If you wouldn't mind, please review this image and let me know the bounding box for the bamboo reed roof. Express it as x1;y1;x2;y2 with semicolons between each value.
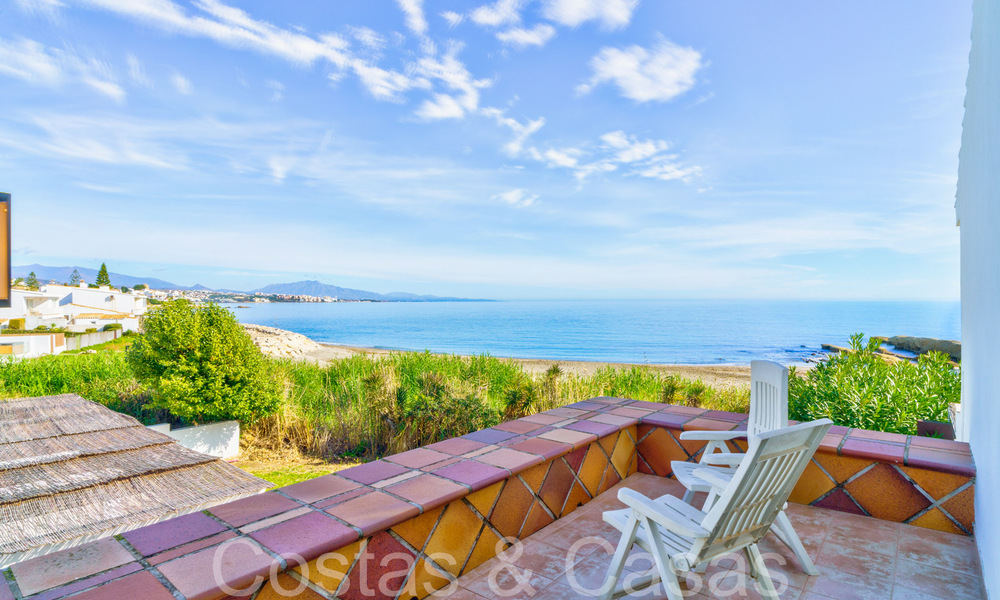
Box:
0;394;269;566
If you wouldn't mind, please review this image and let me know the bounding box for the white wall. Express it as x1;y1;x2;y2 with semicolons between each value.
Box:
956;0;999;595
146;421;240;459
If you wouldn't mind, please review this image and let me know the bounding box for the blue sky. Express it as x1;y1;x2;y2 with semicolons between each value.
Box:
0;0;971;299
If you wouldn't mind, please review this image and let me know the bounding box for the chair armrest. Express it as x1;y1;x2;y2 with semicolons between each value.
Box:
679;430;747;442
702;453;744;467
618;488;710;538
694;467;734;492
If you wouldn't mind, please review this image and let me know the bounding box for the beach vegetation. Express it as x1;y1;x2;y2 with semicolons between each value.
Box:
788;333;960;435
125;300;282;424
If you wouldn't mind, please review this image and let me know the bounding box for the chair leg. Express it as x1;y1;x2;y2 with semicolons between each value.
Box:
681;489;695;504
644;518;686;600
773;510;819;576
597;516;639;600
746;544;780;600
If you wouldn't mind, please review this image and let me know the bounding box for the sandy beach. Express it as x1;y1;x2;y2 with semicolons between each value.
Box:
302;342;753;388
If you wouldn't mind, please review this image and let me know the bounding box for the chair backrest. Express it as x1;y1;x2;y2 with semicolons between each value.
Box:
748;360;789;437
690;419;832;564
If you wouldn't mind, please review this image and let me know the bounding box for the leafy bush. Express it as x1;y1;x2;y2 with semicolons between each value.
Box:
84;328;98;334
103;324;123;332
126;300;282;424
788;333;960;434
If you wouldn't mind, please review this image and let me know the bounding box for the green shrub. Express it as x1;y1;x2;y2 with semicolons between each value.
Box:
84;328;98;334
788;333;960;434
126;300;282;424
103;324;123;332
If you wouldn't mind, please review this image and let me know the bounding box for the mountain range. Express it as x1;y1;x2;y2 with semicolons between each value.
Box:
12;265;480;302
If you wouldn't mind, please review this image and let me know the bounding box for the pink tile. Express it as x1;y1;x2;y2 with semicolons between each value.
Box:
463;428;519;444
908;436;971;454
545;407;589;418
521;413;566;425
538;428;597;448
12;539;135;596
588;413;636;426
250;510;358;565
148;531;238;566
240;507;313;534
849;428;907;444
384;473;469;509
158;538;276;600
607;407;654;418
432;459;510;490
420;455;463;472
683;417;740;431
906;447;976;476
494;419;545;434
123;511;227;556
384;447;453;469
426;437;487;455
282;474;361;504
71;572;174;600
476;448;544;472
338;460;411;485
511;437;573;460
641;412;692;428
209;491;301;527
841;439;905;463
660;404;708;416
566;420;619;437
325;491;420;536
314;487;370;509
0;577;11;600
31;563;142;600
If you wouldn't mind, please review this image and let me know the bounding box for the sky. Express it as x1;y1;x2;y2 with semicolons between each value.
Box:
0;0;972;299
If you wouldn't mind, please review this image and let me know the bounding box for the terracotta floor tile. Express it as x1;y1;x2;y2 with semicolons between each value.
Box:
281;474;361;504
385;473;469;511
511;438;573;460
30;563;143;600
432;460;510;490
338;459;411;485
12;539;135;596
122;511;227;557
538;428;598;448
802;564;893;600
702;569;803;600
240;506;313;534
815;540;894;580
892;557;984;600
476;448;544;472
427;438;488;455
463;428;519;444
147;531;238;566
462;560;555;600
326;490;421;536
158;538;276;600
70;571;174;600
897;524;979;574
250;510;358;564
494;419;546;434
209;491;301;527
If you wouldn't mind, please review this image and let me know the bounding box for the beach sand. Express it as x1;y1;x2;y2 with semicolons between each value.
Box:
303;343;753;388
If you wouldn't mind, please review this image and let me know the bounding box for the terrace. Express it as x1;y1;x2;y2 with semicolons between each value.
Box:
1;397;982;600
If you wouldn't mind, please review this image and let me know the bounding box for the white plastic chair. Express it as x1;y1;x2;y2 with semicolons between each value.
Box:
669;360;818;576
598;419;832;600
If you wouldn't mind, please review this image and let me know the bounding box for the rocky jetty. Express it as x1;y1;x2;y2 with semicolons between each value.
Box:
882;336;961;362
242;324;323;358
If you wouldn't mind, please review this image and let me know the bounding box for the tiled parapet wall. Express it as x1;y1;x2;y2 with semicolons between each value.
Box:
635;406;976;536
1;398;975;600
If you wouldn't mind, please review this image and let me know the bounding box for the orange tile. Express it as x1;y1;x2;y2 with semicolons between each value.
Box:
845;463;930;522
599;432;619;455
401;557;453;600
463;525;504;575
519;461;550;494
941;485;975;533
908;507;966;536
424;501;483;576
490;478;535;538
901;466;970;501
520;499;556;538
296;538;364;595
578;445;609;496
610;429;635;478
789;459;836;505
561;481;592;518
392;506;444;552
635;427;687;477
599;464;621;494
539;458;575;515
466;481;504;519
256;574;326;600
814;451;872;484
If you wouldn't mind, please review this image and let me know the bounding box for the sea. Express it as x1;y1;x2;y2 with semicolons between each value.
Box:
229;300;961;366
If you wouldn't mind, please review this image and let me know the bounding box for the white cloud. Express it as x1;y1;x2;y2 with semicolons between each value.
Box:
266;79;284;102
441;11;464;27
577;40;702;102
15;0;64;19
170;72;192;94
351;63;421;101
496;24;556;48
349;26;386;50
470;0;524;27
494;188;538;208
541;0;639;29
416;94;465;120
395;0;428;36
126;53;151;87
412;45;492;118
542;148;578;168
0;37;124;101
481;107;546;156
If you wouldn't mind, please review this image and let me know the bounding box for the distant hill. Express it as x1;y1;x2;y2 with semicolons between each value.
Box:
13;264;187;290
251;280;480;302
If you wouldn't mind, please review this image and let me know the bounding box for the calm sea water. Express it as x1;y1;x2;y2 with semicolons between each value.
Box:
229;300;960;365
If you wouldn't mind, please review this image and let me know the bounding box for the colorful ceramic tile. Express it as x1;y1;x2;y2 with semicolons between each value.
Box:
490;477;535;538
147;532;238;566
598;431;619;455
123;511;227;557
339;531;415;600
256;574;327;600
538;457;576;515
564;446;588;473
813;488;866;516
493;419;545;434
432;460;509;490
598;464;621;494
12;539;136;596
640;412;692;428
462;428;518;444
475;448;543;472
841;438;905;464
402;557;453;600
282;474;361;504
845;463;930;522
635;427;687;477
426;438;487;455
423;500;483;576
908;508;966;536
538;428;597;448
466;481;504;518
610;428;635;478
901;466;971;501
325;490;421;536
338;460;411;485
941;485;975;532
296;538;364;595
70;572;174;600
250;510;359;565
577;444;610;496
463;525;504;575
561;480;593;518
518;461;550;494
566;420;619;437
520;499;556;538
29;563;143;600
510;437;573;460
386;448;454;469
210;491;301;528
814;451;873;484
385;474;469;511
906;447;976;477
158;538;276;600
391;506;443;551
789;459;837;505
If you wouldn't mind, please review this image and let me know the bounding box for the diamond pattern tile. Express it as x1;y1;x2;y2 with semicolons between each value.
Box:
846;464;931;522
521;498;556;538
339;531;414;600
577;444;610;496
490;478;535;538
635;426;687;477
538;458;575;515
466;481;503;518
391;506;444;552
423;500;482;576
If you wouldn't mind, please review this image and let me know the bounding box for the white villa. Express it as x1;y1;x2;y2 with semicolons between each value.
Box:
0;281;148;333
